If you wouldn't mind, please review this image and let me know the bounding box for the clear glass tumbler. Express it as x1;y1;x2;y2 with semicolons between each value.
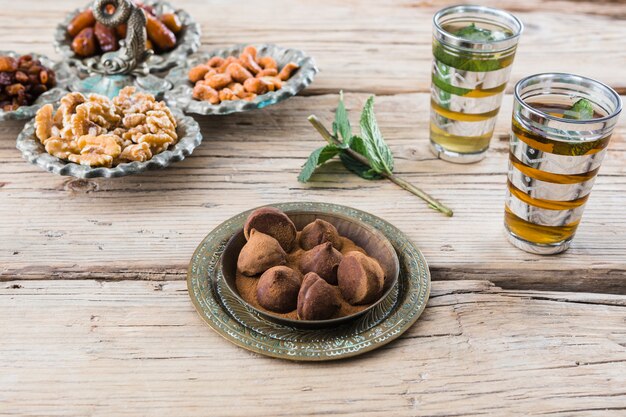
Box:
430;5;523;163
505;73;622;254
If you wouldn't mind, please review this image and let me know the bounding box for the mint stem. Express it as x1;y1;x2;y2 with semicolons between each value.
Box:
307;115;454;217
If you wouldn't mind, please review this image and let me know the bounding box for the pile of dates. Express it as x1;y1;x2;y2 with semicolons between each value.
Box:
68;1;183;57
0;55;56;111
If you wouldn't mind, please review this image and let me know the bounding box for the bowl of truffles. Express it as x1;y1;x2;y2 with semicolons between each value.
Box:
54;0;201;74
221;206;400;329
16;86;202;178
0;51;71;121
164;44;318;115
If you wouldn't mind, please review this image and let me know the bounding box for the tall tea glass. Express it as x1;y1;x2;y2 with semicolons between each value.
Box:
430;5;523;163
505;73;622;254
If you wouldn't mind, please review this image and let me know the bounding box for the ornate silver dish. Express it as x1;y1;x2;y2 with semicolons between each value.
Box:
164;44;318;115
54;0;201;75
187;202;431;361
16;108;202;178
0;51;71;121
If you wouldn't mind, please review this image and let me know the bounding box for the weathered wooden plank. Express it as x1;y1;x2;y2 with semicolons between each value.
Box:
1;93;625;293
0;0;624;95
1;279;624;416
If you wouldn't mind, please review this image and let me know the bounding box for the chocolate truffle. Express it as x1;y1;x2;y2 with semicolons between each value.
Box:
297;272;341;320
244;207;297;252
337;251;385;305
299;219;343;251
299;242;343;285
257;266;301;313
237;229;287;276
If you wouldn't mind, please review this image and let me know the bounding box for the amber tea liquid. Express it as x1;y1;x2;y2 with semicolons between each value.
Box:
505;73;622;254
430;5;522;163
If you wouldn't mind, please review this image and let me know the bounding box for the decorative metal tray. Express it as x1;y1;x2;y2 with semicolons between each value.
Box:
54;0;201;74
165;44;318;115
16;108;202;178
0;51;71;121
187;202;431;361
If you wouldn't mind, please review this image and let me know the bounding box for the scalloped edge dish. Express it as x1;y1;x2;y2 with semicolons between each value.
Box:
0;51;71;122
54;0;201;75
16;107;202;178
164;43;318;115
187;202;431;361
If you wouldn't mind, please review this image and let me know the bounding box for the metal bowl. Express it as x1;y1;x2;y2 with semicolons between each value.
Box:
220;209;400;329
54;0;201;75
164;43;318;115
16;107;202;178
0;51;71;121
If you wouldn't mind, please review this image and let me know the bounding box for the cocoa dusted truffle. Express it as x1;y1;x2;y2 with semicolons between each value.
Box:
244;207;297;252
257;266;301;313
299;242;343;285
237;229;287;276
297;272;341;320
337;251;385;305
299;219;343;251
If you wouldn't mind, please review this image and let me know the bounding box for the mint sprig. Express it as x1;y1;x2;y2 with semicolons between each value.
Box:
299;93;453;217
564;98;594;120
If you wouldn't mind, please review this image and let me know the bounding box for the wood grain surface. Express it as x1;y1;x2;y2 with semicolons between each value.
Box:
1;92;624;292
1;279;625;416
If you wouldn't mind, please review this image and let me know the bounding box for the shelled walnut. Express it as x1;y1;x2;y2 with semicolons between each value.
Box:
34;87;178;167
188;45;300;105
66;1;182;58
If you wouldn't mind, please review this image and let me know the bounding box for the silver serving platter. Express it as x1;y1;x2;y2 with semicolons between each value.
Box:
0;51;71;121
54;0;201;74
16;107;202;178
164;43;318;115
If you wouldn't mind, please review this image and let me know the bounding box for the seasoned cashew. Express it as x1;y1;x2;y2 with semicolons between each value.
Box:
188;65;211;83
278;62;299;81
226;62;253;83
205;73;232;90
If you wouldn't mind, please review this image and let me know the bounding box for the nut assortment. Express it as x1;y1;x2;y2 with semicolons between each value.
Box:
34;87;178;167
189;45;300;104
235;207;387;321
67;1;182;57
0;54;56;112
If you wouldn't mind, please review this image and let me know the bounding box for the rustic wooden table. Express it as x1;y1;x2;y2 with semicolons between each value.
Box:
1;0;625;415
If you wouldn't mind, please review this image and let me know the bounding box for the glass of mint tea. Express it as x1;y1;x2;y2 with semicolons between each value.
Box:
431;5;523;163
505;73;622;255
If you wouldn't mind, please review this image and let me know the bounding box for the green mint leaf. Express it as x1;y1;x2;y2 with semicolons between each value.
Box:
339;153;383;180
432;62;472;97
564;98;594;120
455;23;494;42
298;144;342;183
359;96;394;174
334;91;352;145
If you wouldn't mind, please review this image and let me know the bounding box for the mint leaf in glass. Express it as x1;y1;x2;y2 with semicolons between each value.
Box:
454;23;508;42
564;98;594;120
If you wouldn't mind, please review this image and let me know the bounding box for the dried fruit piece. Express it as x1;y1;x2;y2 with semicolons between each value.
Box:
0;56;17;72
160;13;182;34
67;9;95;37
94;22;119;53
72;27;97;57
146;13;177;51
